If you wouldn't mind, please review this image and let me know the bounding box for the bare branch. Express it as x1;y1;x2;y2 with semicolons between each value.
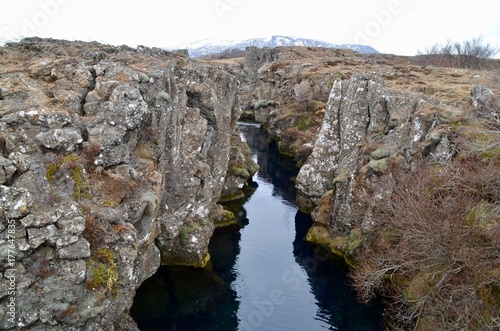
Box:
417;35;498;69
349;155;500;330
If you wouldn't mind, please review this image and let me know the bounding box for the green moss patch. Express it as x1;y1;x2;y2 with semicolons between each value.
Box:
229;165;250;178
179;223;200;244
45;163;60;183
305;224;350;264
86;248;118;295
209;204;237;228
45;153;90;201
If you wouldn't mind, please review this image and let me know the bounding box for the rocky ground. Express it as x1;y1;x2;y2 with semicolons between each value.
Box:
208;46;499;163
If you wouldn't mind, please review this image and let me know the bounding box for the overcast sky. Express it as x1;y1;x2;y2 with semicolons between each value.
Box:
1;0;499;56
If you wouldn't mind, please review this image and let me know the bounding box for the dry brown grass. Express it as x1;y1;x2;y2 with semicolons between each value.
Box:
350;155;500;330
82;215;107;251
97;172;136;206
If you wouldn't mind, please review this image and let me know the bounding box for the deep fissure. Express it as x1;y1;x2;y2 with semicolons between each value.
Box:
130;122;383;331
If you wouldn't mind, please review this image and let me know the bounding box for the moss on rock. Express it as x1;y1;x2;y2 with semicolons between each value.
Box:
45;163;60;183
209;204;237;228
218;191;245;203
85;248;119;295
229;165;250;178
179;224;201;245
346;228;365;257
305;224;351;265
370;149;391;160
367;158;388;173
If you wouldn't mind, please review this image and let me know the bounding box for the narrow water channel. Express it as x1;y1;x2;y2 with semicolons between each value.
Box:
130;122;383;331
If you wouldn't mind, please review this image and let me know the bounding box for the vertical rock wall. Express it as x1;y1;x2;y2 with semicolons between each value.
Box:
0;38;250;330
295;74;456;257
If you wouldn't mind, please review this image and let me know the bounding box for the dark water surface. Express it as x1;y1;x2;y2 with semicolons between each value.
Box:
131;122;383;331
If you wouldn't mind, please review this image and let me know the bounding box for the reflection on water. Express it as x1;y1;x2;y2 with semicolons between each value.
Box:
131;122;383;331
130;263;238;331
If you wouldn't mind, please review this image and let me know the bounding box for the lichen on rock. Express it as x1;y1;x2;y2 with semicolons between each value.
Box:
295;74;455;254
0;38;247;330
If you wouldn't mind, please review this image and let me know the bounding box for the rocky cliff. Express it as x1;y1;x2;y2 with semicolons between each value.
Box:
239;46;342;165
297;75;499;330
230;46;498;254
231;46;499;329
295;75;455;244
294;74;499;262
0;38;256;330
234;46;499;165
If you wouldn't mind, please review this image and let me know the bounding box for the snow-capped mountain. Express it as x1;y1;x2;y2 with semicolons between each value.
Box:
174;35;379;58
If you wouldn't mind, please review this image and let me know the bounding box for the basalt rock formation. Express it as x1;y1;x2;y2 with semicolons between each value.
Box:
296;75;455;244
295;74;499;330
0;38;256;330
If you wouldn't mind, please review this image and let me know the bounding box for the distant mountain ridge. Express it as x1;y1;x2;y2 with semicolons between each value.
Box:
174;35;379;58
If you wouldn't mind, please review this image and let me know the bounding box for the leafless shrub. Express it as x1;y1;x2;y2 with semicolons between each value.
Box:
268;61;290;74
82;215;107;251
416;36;498;70
282;127;316;166
350;156;500;330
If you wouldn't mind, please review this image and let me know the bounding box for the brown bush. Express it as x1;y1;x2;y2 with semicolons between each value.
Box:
37;260;56;279
282;127;316;166
82;215;107;251
58;305;76;319
81;143;101;173
139;123;159;145
268;61;290;74
350;156;500;330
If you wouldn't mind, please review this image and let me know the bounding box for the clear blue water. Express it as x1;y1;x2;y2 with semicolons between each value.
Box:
130;122;383;331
